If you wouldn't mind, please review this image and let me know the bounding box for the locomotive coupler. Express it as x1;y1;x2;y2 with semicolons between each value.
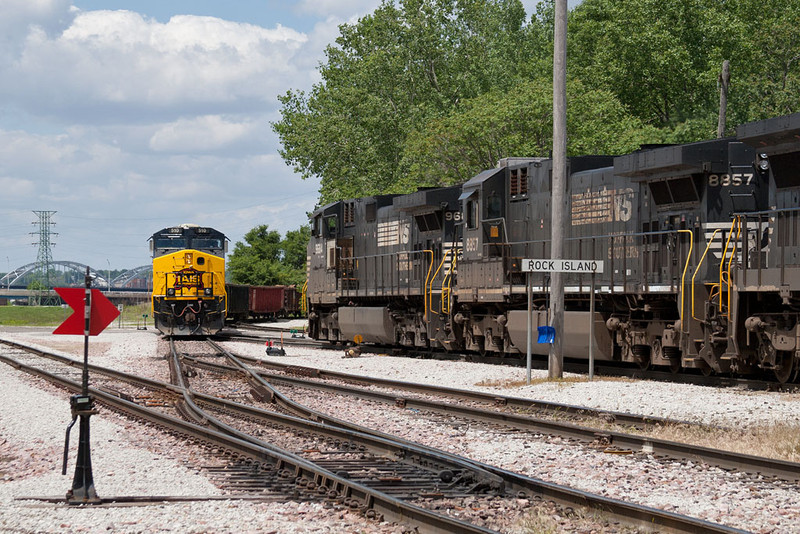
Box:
63;394;101;505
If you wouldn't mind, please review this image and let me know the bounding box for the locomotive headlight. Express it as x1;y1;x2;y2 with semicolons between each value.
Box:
758;153;769;171
167;288;176;296
204;288;213;296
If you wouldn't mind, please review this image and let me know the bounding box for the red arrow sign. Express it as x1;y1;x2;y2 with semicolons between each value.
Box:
53;288;121;336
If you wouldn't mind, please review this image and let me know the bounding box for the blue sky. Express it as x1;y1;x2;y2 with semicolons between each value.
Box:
0;0;559;275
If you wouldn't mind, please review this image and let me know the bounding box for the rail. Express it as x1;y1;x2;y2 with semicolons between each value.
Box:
0;338;495;533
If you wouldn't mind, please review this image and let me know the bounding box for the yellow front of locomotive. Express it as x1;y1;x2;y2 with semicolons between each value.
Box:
152;249;227;336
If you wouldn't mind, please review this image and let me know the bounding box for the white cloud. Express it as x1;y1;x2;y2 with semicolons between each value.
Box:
0;2;327;269
2;9;309;121
0;0;74;55
0;176;36;198
149;115;257;153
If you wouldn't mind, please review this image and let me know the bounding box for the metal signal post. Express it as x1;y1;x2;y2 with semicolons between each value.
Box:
58;267;119;504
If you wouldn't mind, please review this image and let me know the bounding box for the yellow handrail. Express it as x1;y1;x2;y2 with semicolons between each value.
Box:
422;250;434;322
440;248;461;314
429;249;453;315
678;229;694;328
722;217;742;320
717;218;737;296
301;279;308;315
691;229;720;321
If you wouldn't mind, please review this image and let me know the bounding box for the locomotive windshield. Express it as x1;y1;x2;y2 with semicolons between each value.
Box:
154;238;187;250
193;238;223;250
150;225;227;258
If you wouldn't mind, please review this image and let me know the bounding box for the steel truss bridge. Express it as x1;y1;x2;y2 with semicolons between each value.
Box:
0;261;151;290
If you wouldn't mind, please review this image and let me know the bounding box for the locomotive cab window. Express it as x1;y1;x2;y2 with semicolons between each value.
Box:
193;238;222;250
154;238;187;250
486;191;502;219
365;202;377;222
466;199;479;229
324;216;338;238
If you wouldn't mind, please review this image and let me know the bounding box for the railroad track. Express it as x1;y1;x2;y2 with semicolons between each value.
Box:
188;345;800;484
179;338;750;533
219;328;796;390
0;337;764;532
0;338;496;532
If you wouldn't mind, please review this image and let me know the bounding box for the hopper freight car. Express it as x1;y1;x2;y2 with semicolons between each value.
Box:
225;283;251;322
306;111;800;383
223;283;302;323
249;285;300;320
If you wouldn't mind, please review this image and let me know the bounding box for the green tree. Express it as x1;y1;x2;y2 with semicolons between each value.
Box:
401;77;659;186
726;0;800;122
273;0;530;203
227;225;310;287
567;0;740;130
280;225;311;287
276;0;800;201
227;225;282;286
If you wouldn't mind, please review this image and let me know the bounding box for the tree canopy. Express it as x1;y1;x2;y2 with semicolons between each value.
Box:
227;225;309;287
273;0;800;203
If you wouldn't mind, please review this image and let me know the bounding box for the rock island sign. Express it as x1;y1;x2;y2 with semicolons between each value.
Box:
520;259;604;274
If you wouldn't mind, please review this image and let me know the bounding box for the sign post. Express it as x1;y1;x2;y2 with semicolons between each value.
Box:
54;267;120;505
521;259;604;383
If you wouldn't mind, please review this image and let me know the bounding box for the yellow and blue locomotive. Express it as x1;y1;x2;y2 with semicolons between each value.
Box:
150;224;228;336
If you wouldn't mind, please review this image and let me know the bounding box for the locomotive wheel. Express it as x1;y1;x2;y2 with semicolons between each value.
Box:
668;358;681;374
773;351;794;384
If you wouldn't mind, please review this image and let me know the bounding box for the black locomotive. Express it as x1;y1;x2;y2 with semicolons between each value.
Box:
306;113;800;382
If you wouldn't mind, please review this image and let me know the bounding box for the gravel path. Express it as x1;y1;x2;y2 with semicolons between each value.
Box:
2;326;800;533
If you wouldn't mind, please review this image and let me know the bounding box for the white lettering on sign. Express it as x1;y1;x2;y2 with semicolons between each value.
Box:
520;259;604;273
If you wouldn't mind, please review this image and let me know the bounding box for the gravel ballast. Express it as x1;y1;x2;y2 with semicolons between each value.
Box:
2;326;800;533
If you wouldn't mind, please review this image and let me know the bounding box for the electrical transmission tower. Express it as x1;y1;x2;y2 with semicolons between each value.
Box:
31;210;58;304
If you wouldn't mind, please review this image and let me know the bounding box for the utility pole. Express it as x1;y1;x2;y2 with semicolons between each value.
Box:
549;0;568;379
717;60;730;138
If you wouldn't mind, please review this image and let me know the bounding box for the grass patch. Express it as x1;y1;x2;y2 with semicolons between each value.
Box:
516;502;642;533
474;375;634;388
0;305;71;326
0;301;151;328
644;421;800;463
